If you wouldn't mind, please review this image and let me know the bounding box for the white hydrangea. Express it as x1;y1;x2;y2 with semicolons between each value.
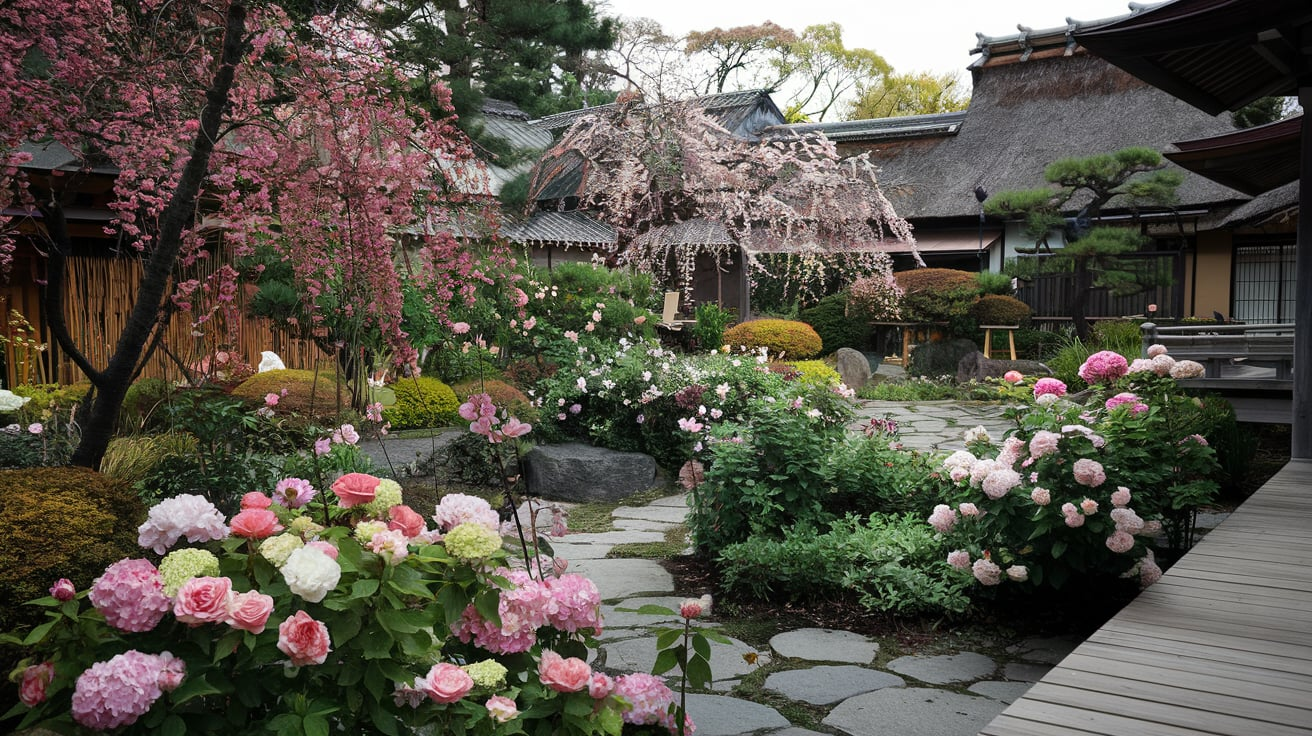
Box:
137;495;230;554
0;389;30;413
962;425;992;444
281;546;341;603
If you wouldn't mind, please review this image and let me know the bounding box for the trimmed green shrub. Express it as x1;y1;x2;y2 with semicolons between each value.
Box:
232;368;348;417
100;433;199;487
894;268;981;323
383;375;459;430
690;302;736;351
779;360;841;388
800;293;870;354
976;270;1015;295
970;294;1032;326
722;319;823;359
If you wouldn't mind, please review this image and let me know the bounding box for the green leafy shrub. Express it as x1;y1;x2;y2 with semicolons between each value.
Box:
0;467;143;635
119;377;173;432
976;270;1015;295
451;379;538;424
721;319;822;359
857;376;963;401
100;433;199;487
970;294;1032;326
825;434;945;517
383;375;459;430
800;293;870;354
232;368;348;417
893;268;981;324
718;513;970;615
690;302;736;351
1013;327;1063;361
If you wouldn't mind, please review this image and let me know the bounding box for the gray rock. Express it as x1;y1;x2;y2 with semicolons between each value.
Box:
956;351;1052;383
601;633;763;680
684;694;790;736
568;559;672;600
611;517;677;532
968;680;1033;704
769;628;879;664
612;504;689;524
834;347;873;390
1002;662;1051;682
604;596;686;628
524;443;657;502
765;665;905;705
767;729;830;736
823;687;1003;736
885;652;996;684
648;494;692;507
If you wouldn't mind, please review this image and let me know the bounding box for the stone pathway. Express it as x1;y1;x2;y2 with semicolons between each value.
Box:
549;492;1077;736
850;400;1014;452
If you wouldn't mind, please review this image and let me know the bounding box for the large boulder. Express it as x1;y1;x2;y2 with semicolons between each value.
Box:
832;348;873;390
524;443;658;502
957;351;1052;383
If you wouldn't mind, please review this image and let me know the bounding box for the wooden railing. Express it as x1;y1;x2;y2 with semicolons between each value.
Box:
1140;321;1295;390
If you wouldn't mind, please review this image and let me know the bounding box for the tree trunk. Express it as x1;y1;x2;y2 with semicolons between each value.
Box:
68;3;249;469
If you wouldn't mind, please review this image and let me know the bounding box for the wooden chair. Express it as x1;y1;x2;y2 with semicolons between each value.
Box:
656;292;695;331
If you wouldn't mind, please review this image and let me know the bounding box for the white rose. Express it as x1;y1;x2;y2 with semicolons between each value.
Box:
281;546;341;603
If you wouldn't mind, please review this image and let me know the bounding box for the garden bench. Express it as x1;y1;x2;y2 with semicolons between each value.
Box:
656;291;695;332
980;325;1019;361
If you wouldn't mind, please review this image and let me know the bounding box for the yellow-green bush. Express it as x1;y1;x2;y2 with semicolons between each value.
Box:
232;369;348;417
451;379;538;424
722;319;823;359
100;433;199;487
780;360;842;387
970;294;1033;326
0;467;144;634
894;268;981;323
383;376;459;430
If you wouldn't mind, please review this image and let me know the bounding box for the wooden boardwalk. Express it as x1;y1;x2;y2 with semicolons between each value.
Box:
981;459;1312;736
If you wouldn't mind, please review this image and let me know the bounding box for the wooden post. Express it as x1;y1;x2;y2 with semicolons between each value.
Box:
1293;88;1311;459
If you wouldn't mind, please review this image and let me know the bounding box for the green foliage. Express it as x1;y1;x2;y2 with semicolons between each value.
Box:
690;302;736;351
825;434;946;517
232;369;348;418
1012;326;1064;361
893;268;980;325
970;295;1032;326
384;376;460;430
975;271;1014;296
717;513;970;615
120;377;174;432
799;293;870;354
1232;96;1288;128
722;319;823;359
100;433;199;487
778;360;841;388
857;376;963;401
0;467;142;635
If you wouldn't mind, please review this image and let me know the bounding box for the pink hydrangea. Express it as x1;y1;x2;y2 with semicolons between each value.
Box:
71;651;172;730
589;672;615;699
1111;487;1131;506
1028;430;1060;458
89;559;172;633
614;673;678;728
1078;350;1128;384
982;468;1022;500
1072;458;1106;487
1032;377;1067;398
1140;556;1164;587
1003;370;1023;383
452;568;550;654
957;502;981;518
1080;498;1099;515
1127;358;1155;374
1030;487;1051;506
433;493;501;533
947;550;971;569
137;494;229;554
1105;531;1135;553
1146;344;1168;358
1150;353;1177;376
1170;360;1206;379
928;504;957;534
968;459;999;487
1061;503;1086;528
544;574;603;633
273;478;317;508
1105;392;1148;414
1111;507;1145;534
1006;565;1029;582
972;557;1002;585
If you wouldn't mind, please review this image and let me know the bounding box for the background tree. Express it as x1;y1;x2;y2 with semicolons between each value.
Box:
605;16;700;102
0;2;496;467
985;147;1183;340
774;23;889;122
683;22;796;95
1231;95;1300;128
846;71;970;120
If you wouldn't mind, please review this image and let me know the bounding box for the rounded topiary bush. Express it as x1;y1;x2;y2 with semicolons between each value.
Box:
780;360;842;387
970;294;1033;326
0;467;144;633
894;268;981;323
383;376;459;430
800;294;870;355
722;319;823;359
232;369;348;417
451;379;538;424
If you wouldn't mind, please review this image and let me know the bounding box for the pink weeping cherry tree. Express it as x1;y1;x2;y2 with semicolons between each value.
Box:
0;1;503;467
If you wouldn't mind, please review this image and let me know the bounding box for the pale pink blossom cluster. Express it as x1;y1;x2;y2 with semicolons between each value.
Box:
1146;343;1168;358
996;436;1027;467
947;550;971;569
1105;392;1148;414
613;673;687;733
71;650;184;730
1006;565;1029;582
88;559;172;633
971;557;1002;585
459;392;532;443
1030;487;1052;505
433;493;500;533
1111;487;1131;507
543;574;604;633
1028;430;1061;458
1032;377;1067;398
1105;531;1135;553
136;494;229;554
1072;458;1107;487
1127;357;1155;374
981;468;1022;499
1170;360;1205;379
1110;507;1145;535
539;649;592;692
451;569;551;654
957;502;982;518
928;504;958;533
1077;350;1128;384
1061;502;1086;528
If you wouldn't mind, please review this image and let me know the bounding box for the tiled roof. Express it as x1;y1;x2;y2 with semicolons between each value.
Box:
764;112;967;143
531;89;783;138
637;218;735;247
504;210;617;246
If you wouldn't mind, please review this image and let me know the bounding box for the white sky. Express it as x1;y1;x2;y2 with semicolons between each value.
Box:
598;0;1145;86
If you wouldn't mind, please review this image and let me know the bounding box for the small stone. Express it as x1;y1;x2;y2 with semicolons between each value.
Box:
968;680;1033;704
765;665;905;705
885;652;996;684
602;633;763;680
1010;636;1080;665
769;628;879;664
612;504;689;524
823;687;1003;736
834;347;873;390
568;559;672;600
684;694;789;736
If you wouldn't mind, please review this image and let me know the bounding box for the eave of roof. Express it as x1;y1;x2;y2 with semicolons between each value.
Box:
504;210;617;246
1166;115;1302;195
764;112;967;143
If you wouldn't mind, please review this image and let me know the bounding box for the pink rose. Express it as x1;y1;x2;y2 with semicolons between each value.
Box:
389;505;426;538
226;590;275;634
588;672;615;699
679;599;704;618
539;650;591;692
241;492;273;510
173;576;233;625
264;393;280;407
50;578;76;601
486;695;519;723
156;652;186;692
306;540;339;560
331;473;380;508
278;611;331;666
19;662;54;706
230;508;283;539
947;550;971;570
423;663;473;703
314;438;332;456
1003;370;1023;383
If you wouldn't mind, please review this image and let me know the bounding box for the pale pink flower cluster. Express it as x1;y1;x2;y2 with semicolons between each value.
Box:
433;493;501;533
332;423;360;445
137;494;229;554
1072;458;1106;487
1170;360;1205;379
1110;507;1145;535
459;392;531;443
1150;353;1176;376
1146;343;1168;358
539;649;592;692
368;529;410;565
1030;487;1052;506
1111;487;1131;507
996;436;1027;467
947;550;971;569
1061;503;1086;527
928;504;957;533
971;557;1002;585
613;673;687;733
941;450;976;483
957;502;982;518
1140;553;1164;587
1077;350;1128;384
1032;377;1067;398
982;468;1022;499
89;559;172;633
1003;370;1024;383
1105;392;1148;414
486;695;519;722
544;574;604;632
1006;565;1029;582
1105;530;1135;553
1028;430;1061;458
71;651;184;730
452;568;551;654
677;416;704;432
1127;358;1154;374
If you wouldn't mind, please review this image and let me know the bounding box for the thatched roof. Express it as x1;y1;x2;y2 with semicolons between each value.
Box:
831;49;1246;221
530;90;786;140
1218;181;1299;229
763;112;966;143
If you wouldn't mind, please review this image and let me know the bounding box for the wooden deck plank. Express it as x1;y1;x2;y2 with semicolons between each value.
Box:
982;460;1312;736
